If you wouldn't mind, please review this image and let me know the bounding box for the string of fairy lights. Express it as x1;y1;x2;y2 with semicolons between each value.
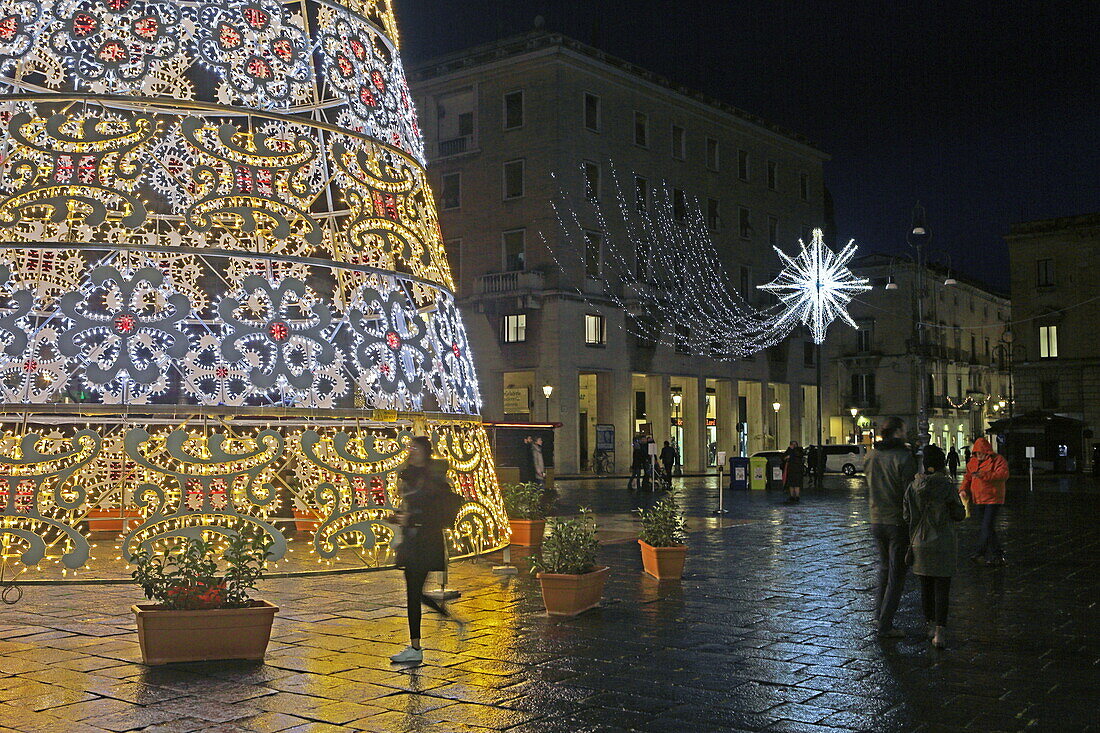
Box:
549;165;871;357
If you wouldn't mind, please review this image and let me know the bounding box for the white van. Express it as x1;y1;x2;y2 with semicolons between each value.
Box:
821;444;868;475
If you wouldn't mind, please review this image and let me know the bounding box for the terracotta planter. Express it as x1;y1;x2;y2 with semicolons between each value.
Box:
293;508;320;532
537;566;609;616
509;518;546;547
133;600;278;665
85;509;143;538
638;540;687;580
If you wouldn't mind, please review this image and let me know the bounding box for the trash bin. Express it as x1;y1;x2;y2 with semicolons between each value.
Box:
766;455;785;490
749;456;768;490
729;456;750;490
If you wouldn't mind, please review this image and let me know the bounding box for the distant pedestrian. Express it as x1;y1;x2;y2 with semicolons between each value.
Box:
782;440;805;504
518;435;536;484
903;445;967;649
959;437;1010;566
806;445;820;489
628;437;647;490
532;436;547;491
863;416;918;637
660;441;675;482
963;445;971;464
947;446;960;480
390;436;465;664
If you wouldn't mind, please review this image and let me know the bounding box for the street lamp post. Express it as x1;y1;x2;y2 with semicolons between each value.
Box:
849;407;860;444
542;384;553;422
772;401;782;449
672;392;683;476
907;203;931;450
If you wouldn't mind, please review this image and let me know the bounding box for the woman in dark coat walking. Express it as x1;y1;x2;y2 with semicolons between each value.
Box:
903;445;966;649
782;441;805;504
389;436;464;664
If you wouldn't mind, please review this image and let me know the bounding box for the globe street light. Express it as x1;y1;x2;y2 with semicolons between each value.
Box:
543;383;554;422
772;401;782;449
850;407;860;444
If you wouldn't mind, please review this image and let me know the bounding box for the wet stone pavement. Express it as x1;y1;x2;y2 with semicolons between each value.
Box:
1;474;1097;733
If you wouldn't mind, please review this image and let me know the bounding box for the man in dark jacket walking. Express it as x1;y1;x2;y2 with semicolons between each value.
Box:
659;441;676;482
947;446;960;480
863;416;917;637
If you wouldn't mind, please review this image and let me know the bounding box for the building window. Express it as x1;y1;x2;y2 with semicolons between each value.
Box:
804;342;815;366
502;159;524;199
799;172;809;201
767;160;778;190
1040;380;1059;409
502;314;526;343
634;111;649;147
738;206;751;238
583;92;600;131
706;198;720;231
584;231;602;278
635;176;648;213
583;161;600;202
585;314;606;346
767;215;778;246
675;324;689;353
851;373;875;404
502;228;525;271
503;90;524;130
706;137;719;171
857;323;873;352
671;124;686;160
737;149;749;181
1039;325;1058;358
435;88;476;157
673;188;687;223
1036;258;1055;286
440;171;460;210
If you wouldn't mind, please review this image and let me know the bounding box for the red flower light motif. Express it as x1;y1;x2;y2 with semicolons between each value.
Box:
133;16;158;39
114;314;136;334
271;39;294;62
246;56;273;79
359;86;376;108
336;54;353;77
107;0;132;10
243;6;269;29
371;69;386;92
218;23;241;49
452;342;461;359
0;16;20;42
98;40;128;63
72;12;97;37
349;39;366;60
22;359;37;373
215;366;229;379
268;321;289;341
378;362;391;375
385;331;401;350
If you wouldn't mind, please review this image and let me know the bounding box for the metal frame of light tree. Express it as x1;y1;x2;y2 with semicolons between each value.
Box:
0;0;508;577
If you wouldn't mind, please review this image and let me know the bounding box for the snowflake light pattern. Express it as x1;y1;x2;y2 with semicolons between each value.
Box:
757;228;871;344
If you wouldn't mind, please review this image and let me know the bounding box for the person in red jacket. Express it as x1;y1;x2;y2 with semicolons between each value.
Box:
959;437;1010;566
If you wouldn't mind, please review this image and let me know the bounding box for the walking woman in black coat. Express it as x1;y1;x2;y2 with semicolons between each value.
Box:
389;436;465;664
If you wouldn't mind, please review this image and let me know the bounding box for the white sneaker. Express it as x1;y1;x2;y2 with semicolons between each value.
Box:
389;646;423;663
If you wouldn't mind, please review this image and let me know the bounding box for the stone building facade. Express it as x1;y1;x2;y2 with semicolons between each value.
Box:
1005;214;1100;468
409;32;830;473
825;254;1011;451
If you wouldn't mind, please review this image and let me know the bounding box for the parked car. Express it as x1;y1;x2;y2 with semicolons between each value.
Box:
821;444;868;475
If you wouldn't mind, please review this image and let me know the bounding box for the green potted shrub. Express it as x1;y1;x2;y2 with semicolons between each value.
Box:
530;508;608;616
130;526;278;665
637;493;687;580
501;482;551;547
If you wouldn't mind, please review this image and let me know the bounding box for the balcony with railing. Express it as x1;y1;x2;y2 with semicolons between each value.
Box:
476;270;545;296
438;136;471;158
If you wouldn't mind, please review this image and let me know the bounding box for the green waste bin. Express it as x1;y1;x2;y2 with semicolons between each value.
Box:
749;456;768;490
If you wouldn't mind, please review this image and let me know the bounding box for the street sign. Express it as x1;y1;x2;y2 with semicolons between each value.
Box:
1025;446;1036;458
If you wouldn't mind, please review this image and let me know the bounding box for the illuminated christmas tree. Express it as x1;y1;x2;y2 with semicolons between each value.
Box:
0;0;507;572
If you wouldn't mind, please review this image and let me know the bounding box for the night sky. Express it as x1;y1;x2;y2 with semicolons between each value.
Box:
396;0;1099;294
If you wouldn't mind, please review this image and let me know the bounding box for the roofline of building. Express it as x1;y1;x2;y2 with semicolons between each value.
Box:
408;30;827;157
851;253;1009;300
1006;212;1100;238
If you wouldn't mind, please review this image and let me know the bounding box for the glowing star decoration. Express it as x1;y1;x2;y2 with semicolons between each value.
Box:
757;228;871;345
